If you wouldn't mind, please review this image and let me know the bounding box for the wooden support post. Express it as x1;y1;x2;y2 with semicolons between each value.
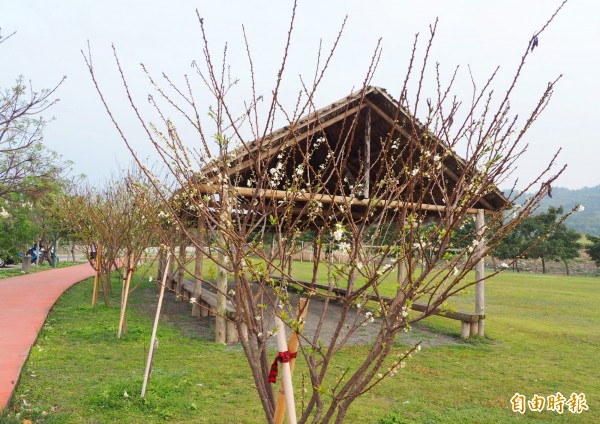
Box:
141;253;171;397
215;233;227;344
176;231;186;301
274;298;309;424
460;321;470;339
91;244;102;307
117;254;134;338
475;209;485;337
363;107;371;199
470;321;479;337
275;316;297;424
192;217;205;317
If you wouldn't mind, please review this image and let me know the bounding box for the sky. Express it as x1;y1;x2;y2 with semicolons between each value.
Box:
2;0;599;190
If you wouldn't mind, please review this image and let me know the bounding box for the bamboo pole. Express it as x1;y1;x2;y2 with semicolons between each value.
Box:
91;244;102;306
475;208;485;337
141;253;171;397
275;316;297;424
117;254;134;338
195;185;489;215
274;298;309;424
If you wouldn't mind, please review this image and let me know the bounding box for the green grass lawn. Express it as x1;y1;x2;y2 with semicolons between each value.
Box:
1;263;598;423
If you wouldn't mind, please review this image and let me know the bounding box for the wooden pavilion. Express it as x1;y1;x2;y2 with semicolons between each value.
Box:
166;86;508;341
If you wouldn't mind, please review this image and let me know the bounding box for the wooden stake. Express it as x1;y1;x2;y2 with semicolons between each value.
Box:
475;209;485;337
275;316;297;424
141;253;171;397
117;254;134;338
274;298;309;424
91;244;102;306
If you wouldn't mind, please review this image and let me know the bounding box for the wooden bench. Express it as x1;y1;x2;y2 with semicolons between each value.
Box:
268;275;483;338
170;277;240;343
179;279;236;319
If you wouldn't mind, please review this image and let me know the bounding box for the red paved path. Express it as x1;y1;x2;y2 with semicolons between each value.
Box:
0;263;95;411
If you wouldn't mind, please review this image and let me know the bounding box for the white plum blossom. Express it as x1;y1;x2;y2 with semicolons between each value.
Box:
190;297;197;304
338;241;351;254
576;204;585;212
401;306;409;318
332;222;345;241
377;263;392;275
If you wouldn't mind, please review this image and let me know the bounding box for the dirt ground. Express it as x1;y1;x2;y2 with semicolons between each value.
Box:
131;282;462;349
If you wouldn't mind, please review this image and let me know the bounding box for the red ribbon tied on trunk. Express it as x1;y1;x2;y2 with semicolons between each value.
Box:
267;351;297;383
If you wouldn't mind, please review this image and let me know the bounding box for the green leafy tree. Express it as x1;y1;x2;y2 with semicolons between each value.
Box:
584;234;600;268
495;206;581;274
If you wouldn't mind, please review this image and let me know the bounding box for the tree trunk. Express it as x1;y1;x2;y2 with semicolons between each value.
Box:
561;257;570;276
541;257;546;274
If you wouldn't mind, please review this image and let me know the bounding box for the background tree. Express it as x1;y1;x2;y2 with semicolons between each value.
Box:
585;233;600;268
1;29;67;199
494;206;581;274
86;3;571;422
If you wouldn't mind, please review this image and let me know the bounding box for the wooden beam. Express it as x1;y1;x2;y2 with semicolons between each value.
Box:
196;184;490;215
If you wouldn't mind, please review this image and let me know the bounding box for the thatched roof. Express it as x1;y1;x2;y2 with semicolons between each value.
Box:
197;86;508;219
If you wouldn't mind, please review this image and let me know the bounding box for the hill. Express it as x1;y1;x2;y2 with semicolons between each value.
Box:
519;185;600;236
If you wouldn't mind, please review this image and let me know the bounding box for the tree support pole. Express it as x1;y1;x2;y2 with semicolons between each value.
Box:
274;298;309;424
275;316;297;424
117;253;134;338
141;253;171;397
92;244;102;306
